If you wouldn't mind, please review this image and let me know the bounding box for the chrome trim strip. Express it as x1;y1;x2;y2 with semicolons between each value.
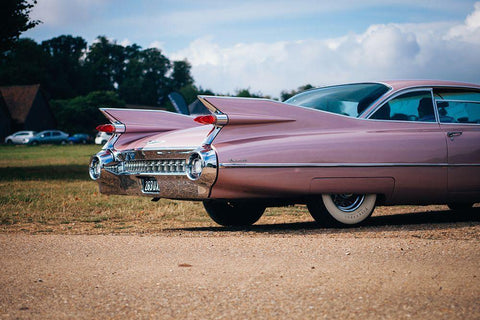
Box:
101;133;120;150
198;96;217;114
219;162;480;168
436;99;480;104
140;146;197;151
113;123;126;133
203;126;222;146
215;114;229;126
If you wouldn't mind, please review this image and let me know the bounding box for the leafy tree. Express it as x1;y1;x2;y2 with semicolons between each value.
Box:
51;91;125;134
0;0;40;53
170;60;194;90
41;35;88;98
84;36;126;92
138;48;171;106
280;84;314;101
235;88;267;98
0;38;48;85
178;84;215;105
118;46;172;106
0;34;196;106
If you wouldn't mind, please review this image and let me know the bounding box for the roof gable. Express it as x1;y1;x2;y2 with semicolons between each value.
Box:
0;84;41;123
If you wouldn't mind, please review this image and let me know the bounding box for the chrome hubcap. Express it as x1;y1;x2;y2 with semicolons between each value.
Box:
331;194;365;212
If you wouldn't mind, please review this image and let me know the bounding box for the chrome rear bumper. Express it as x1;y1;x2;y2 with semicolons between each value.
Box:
89;147;217;200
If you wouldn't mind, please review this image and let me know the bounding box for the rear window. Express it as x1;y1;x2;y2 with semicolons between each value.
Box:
285;83;389;118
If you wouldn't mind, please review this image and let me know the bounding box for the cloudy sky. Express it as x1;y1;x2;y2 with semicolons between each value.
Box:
24;0;480;98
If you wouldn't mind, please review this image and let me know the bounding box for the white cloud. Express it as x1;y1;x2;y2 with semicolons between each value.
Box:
119;38;131;47
148;41;166;51
30;0;112;27
172;2;480;97
446;1;480;43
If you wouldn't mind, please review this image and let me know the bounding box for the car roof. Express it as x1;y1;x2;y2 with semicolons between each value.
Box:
382;80;480;91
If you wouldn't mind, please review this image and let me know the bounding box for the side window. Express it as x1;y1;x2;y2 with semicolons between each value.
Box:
370;91;435;122
434;89;480;124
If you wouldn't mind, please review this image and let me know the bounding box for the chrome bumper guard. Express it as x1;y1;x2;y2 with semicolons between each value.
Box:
89;147;218;200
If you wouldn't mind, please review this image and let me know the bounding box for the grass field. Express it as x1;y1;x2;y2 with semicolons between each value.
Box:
0;145;311;233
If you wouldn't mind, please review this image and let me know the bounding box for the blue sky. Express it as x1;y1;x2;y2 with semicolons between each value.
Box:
24;0;480;97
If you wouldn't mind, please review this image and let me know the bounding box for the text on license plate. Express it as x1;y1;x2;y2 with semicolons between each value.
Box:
141;177;160;193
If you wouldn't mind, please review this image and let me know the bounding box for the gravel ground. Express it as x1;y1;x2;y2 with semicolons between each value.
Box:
1;209;479;319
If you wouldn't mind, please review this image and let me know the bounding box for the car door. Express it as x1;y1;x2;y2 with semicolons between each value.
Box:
367;89;447;203
13;132;25;143
42;131;51;143
434;88;480;200
51;131;61;143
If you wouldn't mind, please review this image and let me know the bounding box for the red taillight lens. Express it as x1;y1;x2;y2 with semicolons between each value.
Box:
194;115;216;125
96;124;115;133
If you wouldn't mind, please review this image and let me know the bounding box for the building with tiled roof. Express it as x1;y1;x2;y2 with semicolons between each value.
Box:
0;84;56;140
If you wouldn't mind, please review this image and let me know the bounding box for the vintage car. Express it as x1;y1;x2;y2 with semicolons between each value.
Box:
89;80;480;227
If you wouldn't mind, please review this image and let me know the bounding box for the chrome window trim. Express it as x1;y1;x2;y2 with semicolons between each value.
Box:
219;162;480;168
436;99;480;104
364;88;438;122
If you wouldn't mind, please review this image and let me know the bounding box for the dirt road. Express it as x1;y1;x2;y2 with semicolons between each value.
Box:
1;211;480;319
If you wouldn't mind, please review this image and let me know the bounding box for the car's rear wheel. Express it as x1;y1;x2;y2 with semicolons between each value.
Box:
447;203;474;211
307;194;376;227
203;200;265;227
5;139;12;145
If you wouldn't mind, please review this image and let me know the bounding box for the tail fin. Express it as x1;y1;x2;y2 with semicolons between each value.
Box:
198;96;295;125
100;108;199;133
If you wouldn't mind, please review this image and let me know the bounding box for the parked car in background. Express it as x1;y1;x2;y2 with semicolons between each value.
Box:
28;130;69;145
89;80;480;227
95;131;113;145
68;133;93;144
4;131;37;144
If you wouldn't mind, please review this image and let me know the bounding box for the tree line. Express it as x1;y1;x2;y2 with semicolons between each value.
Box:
0;35;196;106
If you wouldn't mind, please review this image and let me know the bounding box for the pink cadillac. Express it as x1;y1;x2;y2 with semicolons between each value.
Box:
89;80;480;227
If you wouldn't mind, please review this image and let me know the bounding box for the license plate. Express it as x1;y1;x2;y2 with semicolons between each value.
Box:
141;177;160;193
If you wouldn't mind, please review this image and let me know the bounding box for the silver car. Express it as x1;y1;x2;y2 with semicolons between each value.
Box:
4;131;37;144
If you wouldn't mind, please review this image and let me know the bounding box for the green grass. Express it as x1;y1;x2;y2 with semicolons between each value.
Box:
0;144;100;181
0;145;214;232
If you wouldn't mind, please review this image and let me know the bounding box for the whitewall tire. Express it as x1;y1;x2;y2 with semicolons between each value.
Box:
308;194;377;227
